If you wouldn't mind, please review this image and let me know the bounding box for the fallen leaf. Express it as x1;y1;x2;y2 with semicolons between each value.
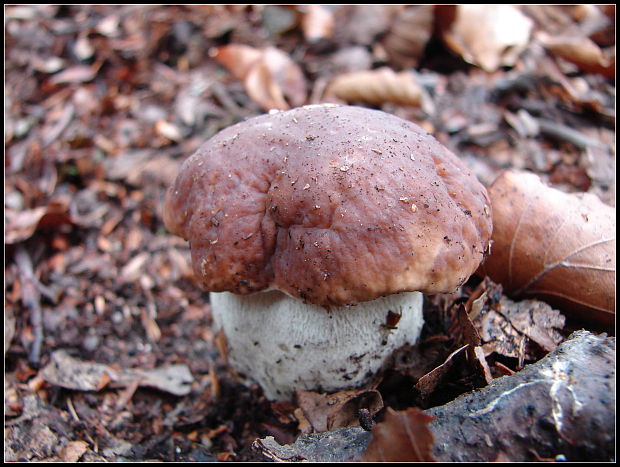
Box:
5;207;49;244
451;303;494;383
58;440;89;462
212;44;307;110
295;388;383;432
382;5;435;69
334;5;402;46
244;59;289;110
326;67;424;107
74;34;95;61
120;252;151;283
499;298;566;352
155;120;183;142
363;407;435;462
436;5;533;72
40;349;115;392
104;149;182;187
521;5;614;47
537;32;615;78
476;297;566;361
31;55;65;74
41;103;75;147
5;200;73;244
125;364;193;396
211;44;262;83
40;349;194;396
473;346;493;384
414;345;468;404
480;170;615;327
49;63;100;85
299;5;334;42
449;304;482;359
4;394;71;461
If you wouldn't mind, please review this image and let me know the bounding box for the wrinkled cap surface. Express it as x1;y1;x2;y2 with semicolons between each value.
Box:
164;105;492;306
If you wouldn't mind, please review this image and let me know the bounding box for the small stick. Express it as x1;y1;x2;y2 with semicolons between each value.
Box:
536;118;606;150
15;246;44;366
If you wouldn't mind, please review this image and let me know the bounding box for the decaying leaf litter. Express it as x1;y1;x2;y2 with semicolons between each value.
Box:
5;5;615;462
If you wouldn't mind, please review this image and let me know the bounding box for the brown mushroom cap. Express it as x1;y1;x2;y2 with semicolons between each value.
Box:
164;105;492;306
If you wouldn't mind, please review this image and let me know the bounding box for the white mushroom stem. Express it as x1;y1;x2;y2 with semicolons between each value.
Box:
209;290;424;400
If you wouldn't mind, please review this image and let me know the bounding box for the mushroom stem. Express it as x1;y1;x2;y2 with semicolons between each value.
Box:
210;290;424;400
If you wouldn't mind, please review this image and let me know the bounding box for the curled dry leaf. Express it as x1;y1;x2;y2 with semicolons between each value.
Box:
295;388;383;433
58;440;89;463
326;67;423;107
436;5;533;72
49;63;101;85
211;44;307;111
210;44;262;82
5;200;73;244
40;349;114;392
537;32;615;78
299;5;334;42
480;170;615;328
363;407;435;462
414;344;468;405
382;5;435;70
40;349;194;396
476;296;566;362
104;149;182;187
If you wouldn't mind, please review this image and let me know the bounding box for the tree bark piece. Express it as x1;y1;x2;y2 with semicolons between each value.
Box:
252;330;615;462
253;427;372;462
427;330;615;462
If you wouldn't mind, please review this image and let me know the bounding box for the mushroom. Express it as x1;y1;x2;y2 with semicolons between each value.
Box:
163;104;492;400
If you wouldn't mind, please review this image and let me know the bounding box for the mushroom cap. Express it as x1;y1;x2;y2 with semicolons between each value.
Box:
164;104;492;306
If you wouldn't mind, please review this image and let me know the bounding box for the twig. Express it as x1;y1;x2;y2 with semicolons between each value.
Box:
535;118;606;150
67;396;81;422
209;80;246;120
15;246;44;366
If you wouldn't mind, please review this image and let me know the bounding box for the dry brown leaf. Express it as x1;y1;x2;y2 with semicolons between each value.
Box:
480;170;615;327
40;349;194;396
473;346;493;384
449;304;482;359
436;5;533;72
212;44;307;110
40;349;115;392
522;5;614;47
120;252;150;283
154;120;183;142
299;5;334;42
211;44;262;82
49;63;100;85
244;59;289;110
295;388;383;433
414;344;468;403
104;149;182;187
326;67;423;107
476;297;565;362
382;5;435;69
537;32;615;78
58;440;89;462
363;407;435;462
5;200;73;244
333;5;402;46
